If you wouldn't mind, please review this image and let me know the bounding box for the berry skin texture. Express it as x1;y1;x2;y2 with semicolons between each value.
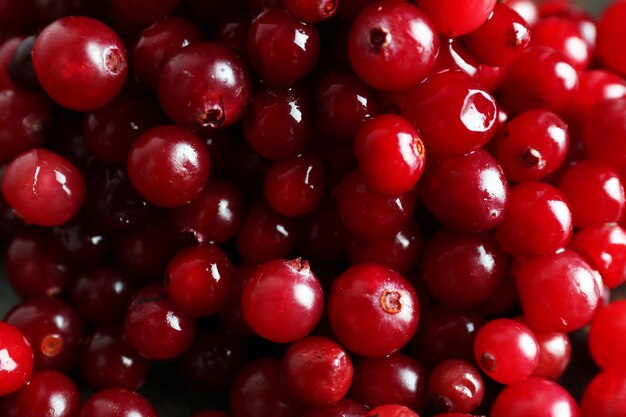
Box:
281;336;353;406
571;224;626;289
353;114;425;196
417;0;497;36
597;1;626;77
327;263;419;357
32;17;127;111
127;125;210;208
514;249;601;333
348;1;439;91
491;378;580;417
589;301;626;370
427;359;484;414
364;404;419;417
0;323;33;397
473;318;539;385
241;258;324;343
2;149;86;227
79;388;157;417
580;366;626;417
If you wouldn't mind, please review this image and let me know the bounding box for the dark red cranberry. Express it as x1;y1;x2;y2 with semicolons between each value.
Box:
33;0;98;26
110;0;182;31
491;378;579;417
247;7;320;86
428;359;484;413
300;398;368;417
283;0;338;22
52;217;109;268
416;0;496;36
32;17;127;111
348;1;438;91
582;97;626;170
80;388;157;417
532;17;591;70
0;37;21;90
580;366;626;417
158;42;252;129
5;297;84;372
218;264;257;337
242;258;324;343
7;35;40;92
297;198;350;266
124;284;196;360
571;224;626;289
215;14;251;55
0;323;33;397
597;1;626;77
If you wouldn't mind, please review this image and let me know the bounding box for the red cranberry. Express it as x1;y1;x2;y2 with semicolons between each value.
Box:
588;300;626;370
428;359;484;413
0;38;21;90
0;323;33;397
570;69;626;122
532;329;571;381
597;1;626;77
571;224;626;289
416;0;497;36
7;35;42;92
80;388;157;417
582;97;626;169
364;405;418;417
502;0;539;26
580;366;626;417
283;0;338;22
532;17;591;70
491;378;579;417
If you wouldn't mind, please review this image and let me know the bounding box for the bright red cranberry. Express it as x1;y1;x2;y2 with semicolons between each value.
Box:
0;323;33;397
132;17;204;89
124;284;196;359
364;405;418;417
5;231;71;299
502;0;539;26
110;0;181;30
420;150;509;233
349;353;428;412
159;42;251;129
247;7;319;86
80;388;157;417
582;97;626;169
580;366;626;417
2;149;86;227
282;0;337;22
68;265;134;324
80;326;149;391
301;398;368;417
588;300;626;370
429;36;479;78
264;154;326;216
494;109;569;183
242;258;323;343
570;70;626;122
166;244;233;318
428;359;484;413
282;336;353;406
417;0;496;36
244;85;312;161
328;263;419;357
422;230;509;308
491;378;579;417
335;170;417;238
597;1;626;77
5;297;84;372
127;125;210;208
473;318;539;384
0;88;50;166
297;198;350;266
496;182;572;258
514;249;601;333
499;46;579;116
462;3;531;66
571;224;626;289
236;200;297;263
0;370;80;417
32;17;127;111
532;17;591;70
532;330;571;381
348;1;438;91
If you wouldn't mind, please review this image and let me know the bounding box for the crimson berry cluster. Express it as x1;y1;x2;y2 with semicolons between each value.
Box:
0;0;626;416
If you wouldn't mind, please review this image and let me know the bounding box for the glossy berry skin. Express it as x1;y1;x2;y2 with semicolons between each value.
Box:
495;110;569;183
166;244;234;317
79;326;149;391
428;359;484;413
353;114;425;196
420;150;509;233
264;154;326;216
571;224;626;289
349;353;428;412
132;17;205;89
0;370;80;417
79;388;157;417
364;405;418;417
422;230;508;308
348;1;438;91
597;1;626;77
514;249;601;333
247;7;320;86
32;17;127;111
499;47;579;115
2;149;86;227
532;17;591;70
589;301;626;370
416;0;496;36
127;125;210;208
335;170;417;238
580;366;626;417
282;336;353;406
328;263;419;357
158;42;251;129
491;378;579;417
462;3;530;66
560;161;625;227
570;70;626;121
532;330;571;381
124;284;196;360
0;323;33;397
473;318;539;385
300;398;368;417
283;0;337;22
582;97;626;169
496;182;572;258
242;259;323;343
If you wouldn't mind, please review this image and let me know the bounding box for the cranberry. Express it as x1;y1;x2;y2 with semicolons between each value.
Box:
0;322;33;397
582;97;626;169
242;258;324;343
297;198;350;266
532;17;591;70
571;224;626;289
32;16;127;111
570;70;626;122
428;359;484;413
2;149;86;227
597;1;626;77
491;378;579;417
588;301;626;370
580;366;626;417
0;37;21;90
532;330;571;381
502;0;539;26
416;0;496;36
348;1;438;91
328;263;419;357
52;218;109;267
80;388;157;417
8;35;42;92
364;405;418;417
283;0;337;22
215;14;251;55
301;398;368;417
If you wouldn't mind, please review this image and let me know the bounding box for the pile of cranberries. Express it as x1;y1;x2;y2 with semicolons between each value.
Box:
2;0;626;416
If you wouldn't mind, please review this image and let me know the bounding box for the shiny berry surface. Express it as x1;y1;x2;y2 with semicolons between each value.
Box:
571;224;626;289
79;388;157;417
416;0;497;36
580;366;626;417
428;359;484;413
491;378;580;417
597;1;626;77
364;405;418;417
0;322;33;397
589;301;626;370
